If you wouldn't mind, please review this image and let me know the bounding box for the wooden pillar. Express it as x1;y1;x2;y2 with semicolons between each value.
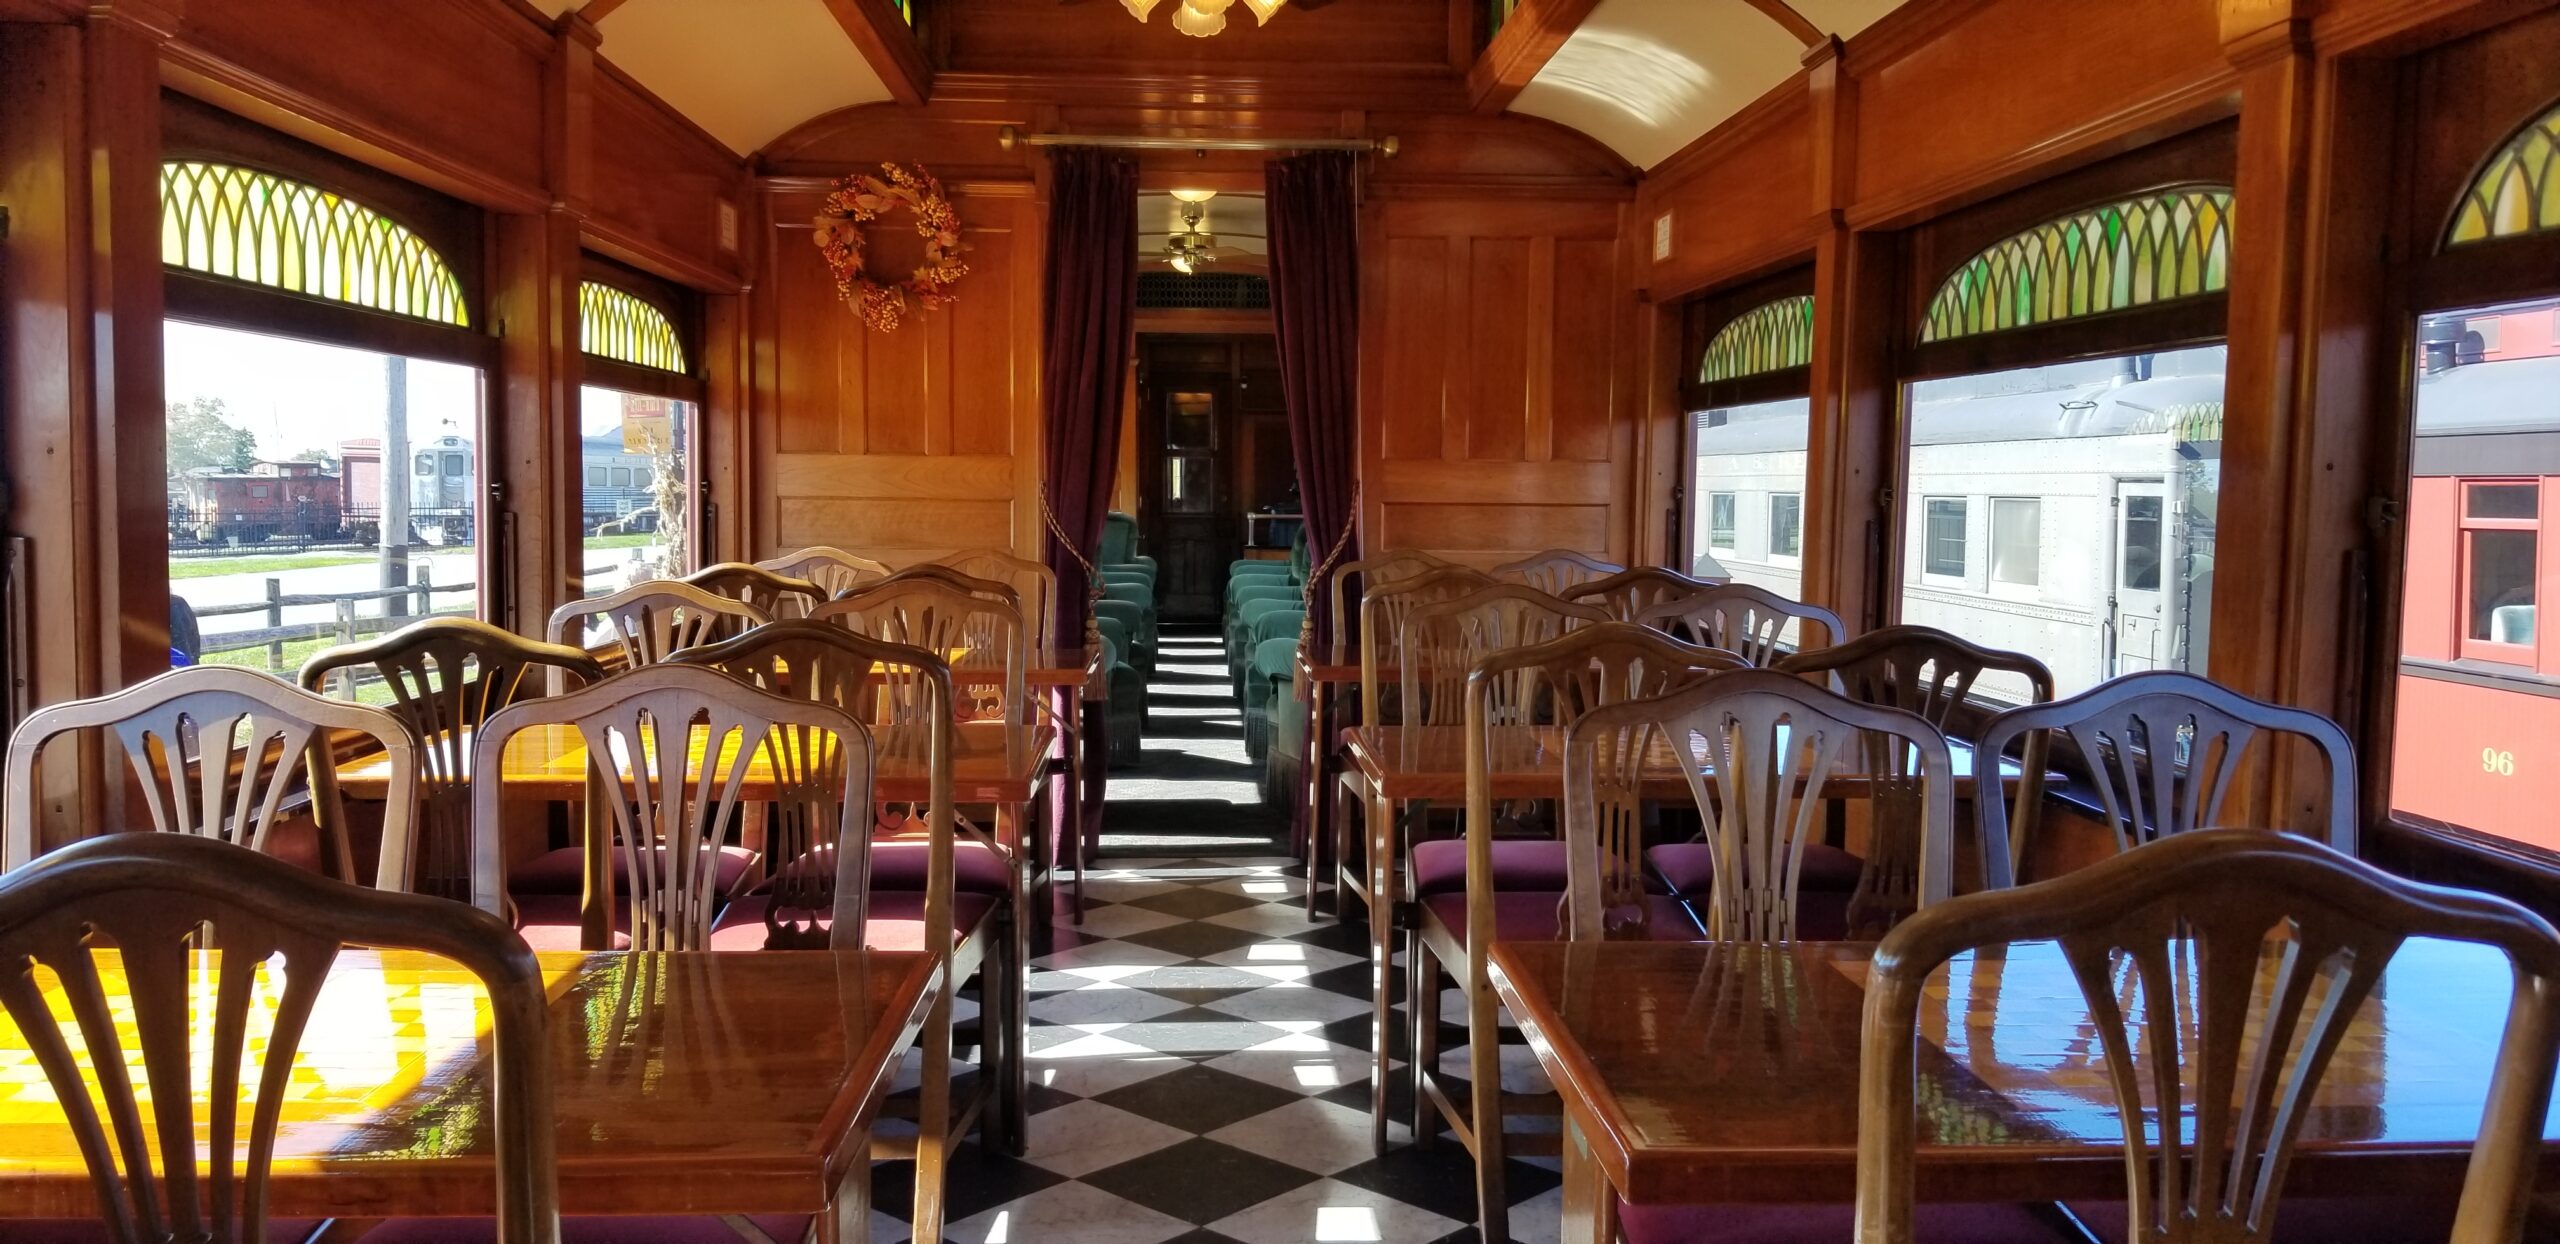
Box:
1800;36;1896;633
491;15;594;632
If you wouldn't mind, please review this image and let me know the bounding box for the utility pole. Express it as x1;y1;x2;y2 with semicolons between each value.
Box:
381;355;412;617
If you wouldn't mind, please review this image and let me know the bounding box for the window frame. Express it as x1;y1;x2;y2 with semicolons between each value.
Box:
2454;477;2542;667
1679;264;1816;571
1920;496;1969;583
1707;491;1739;555
1989;495;2042;593
1768;492;1804;565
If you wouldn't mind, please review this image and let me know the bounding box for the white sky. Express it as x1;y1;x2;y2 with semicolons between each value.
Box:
164;321;636;457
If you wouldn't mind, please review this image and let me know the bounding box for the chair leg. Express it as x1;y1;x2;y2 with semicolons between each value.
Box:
1410;932;1439;1150
910;983;953;1244
1333;774;1361;928
1367;788;1396;1155
1468;972;1510;1243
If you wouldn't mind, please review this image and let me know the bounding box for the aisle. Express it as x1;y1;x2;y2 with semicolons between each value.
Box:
862;628;1562;1244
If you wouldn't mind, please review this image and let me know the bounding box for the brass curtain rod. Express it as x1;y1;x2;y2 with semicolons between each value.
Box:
997;126;1398;156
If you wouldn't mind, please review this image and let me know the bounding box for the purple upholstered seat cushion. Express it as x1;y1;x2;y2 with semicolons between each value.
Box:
838;839;1013;895
364;1215;814;1243
10;1220;325;1243
1644;841;1866;896
2065;1194;2459;1244
1419;890;1703;944
707;889;998;952
1409;838;1573;896
1619;1200;2058;1244
508;844;761;896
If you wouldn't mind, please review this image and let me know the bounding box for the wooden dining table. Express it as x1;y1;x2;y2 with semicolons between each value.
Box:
1489;937;2560;1243
0;946;943;1243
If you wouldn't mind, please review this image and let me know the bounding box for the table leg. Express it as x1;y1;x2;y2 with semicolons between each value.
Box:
816;1146;874;1244
910;982;953;1244
1056;686;1085;923
1301;682;1331;919
1000;800;1032;1153
1559;1115;1618;1244
1082;698;1107;873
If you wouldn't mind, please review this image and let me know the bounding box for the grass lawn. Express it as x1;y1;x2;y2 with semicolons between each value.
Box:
169;552;379;579
585;533;661;549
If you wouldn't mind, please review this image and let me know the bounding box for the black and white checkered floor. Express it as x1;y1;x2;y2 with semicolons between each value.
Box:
863;628;1561;1244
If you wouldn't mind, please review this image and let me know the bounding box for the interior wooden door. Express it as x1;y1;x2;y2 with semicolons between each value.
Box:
1139;340;1238;621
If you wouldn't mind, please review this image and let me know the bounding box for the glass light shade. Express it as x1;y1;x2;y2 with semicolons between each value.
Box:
1187;0;1238;12
1240;0;1286;21
1120;0;1166;19
1169;188;1218;203
1169;3;1226;35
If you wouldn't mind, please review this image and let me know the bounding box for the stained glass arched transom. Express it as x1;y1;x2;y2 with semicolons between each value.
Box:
160;161;468;327
1919;185;2233;343
1700;295;1815;384
2447;100;2560;247
579;282;689;374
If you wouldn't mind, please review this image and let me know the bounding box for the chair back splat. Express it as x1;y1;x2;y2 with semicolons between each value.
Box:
1565;669;1955;942
682;561;825;619
1633;581;1847;667
757;546;892;599
1971;668;2357;888
1399;584;1608;739
940;549;1059;649
1356;566;1497;730
1324;550;1451;645
545;579;769;671
3;665;423;892
469;662;872;952
1561;565;1727;621
0;834;559;1243
301;617;604;900
1490;549;1623;596
1856;830;2560;1244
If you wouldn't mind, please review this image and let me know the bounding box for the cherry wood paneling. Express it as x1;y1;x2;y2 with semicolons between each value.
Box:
757;182;1039;562
587;64;749;290
1362;196;1634;565
1637;84;1819;300
938;0;1455;81
163;0;550;210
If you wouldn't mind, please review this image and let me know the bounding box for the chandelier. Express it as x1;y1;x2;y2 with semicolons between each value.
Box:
1120;0;1286;37
1164;189;1220;274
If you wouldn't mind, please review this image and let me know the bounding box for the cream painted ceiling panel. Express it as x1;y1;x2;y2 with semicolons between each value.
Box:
588;0;893;155
1511;0;1907;171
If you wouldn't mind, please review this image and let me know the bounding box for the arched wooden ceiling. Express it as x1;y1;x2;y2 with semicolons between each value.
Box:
530;0;1906;165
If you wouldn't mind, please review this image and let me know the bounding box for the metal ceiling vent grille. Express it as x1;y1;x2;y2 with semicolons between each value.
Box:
1137;271;1271;310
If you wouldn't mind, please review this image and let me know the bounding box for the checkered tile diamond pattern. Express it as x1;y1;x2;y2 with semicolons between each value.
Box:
867;857;1563;1244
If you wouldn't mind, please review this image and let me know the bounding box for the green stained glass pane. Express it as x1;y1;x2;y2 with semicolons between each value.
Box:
1697;295;1815;385
159;161;468;327
1918;185;2233;344
2448;102;2560;248
580;282;689;375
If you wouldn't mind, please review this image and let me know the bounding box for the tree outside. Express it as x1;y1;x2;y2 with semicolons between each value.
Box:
166;397;257;477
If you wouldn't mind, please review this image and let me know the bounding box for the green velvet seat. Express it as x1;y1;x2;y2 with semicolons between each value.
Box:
1240;615;1302;763
1095;598;1153;682
1094;618;1145;769
1101;579;1158;647
1228;593;1303;696
1258;637;1310;808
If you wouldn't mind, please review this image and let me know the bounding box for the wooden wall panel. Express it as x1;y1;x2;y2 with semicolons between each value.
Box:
1362;197;1633;565
586;65;748;290
758;182;1039;563
1637;86;1818;300
165;0;549;208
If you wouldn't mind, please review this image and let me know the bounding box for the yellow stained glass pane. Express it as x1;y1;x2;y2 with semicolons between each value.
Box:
158;161;468;327
1918;185;2233;344
2448;102;2560;248
579;283;689;375
1698;295;1816;385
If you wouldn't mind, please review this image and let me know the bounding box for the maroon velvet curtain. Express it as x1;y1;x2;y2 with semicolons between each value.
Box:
1037;148;1140;640
1265;151;1362;646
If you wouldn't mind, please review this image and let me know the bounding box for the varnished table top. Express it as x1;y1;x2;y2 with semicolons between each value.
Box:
1341;724;2025;801
1489;938;2560;1206
334;719;1051;805
0;947;940;1219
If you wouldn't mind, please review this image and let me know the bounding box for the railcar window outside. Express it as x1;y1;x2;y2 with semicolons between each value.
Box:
1689;397;1810;590
1896;346;2225;702
2389;295;2560;851
164;321;484;690
580;386;695;600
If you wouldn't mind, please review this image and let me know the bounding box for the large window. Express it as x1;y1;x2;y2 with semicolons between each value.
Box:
166;324;484;687
2388;294;2560;850
1896;349;2227;701
577;278;700;600
1685;283;1814;597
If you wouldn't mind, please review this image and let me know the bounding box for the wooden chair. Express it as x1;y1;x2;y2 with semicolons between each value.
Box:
681;561;825;619
941;548;1059;649
756;545;891;599
0;832;555;1244
666;620;973;1231
2;665;422;893
1490;548;1623;596
467;662;871;955
1766;624;2055;922
1323;549;1452;648
1563;668;1957;943
544;579;769;671
814;577;1039;1149
1856;829;2560;1244
300;617;605;902
1971;668;2358;888
1633;581;1847;666
1394;584;1610;742
1561;565;1726;621
1411;625;1746;1237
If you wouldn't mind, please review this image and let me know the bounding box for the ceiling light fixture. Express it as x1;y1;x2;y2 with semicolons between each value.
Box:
1124;0;1285;37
